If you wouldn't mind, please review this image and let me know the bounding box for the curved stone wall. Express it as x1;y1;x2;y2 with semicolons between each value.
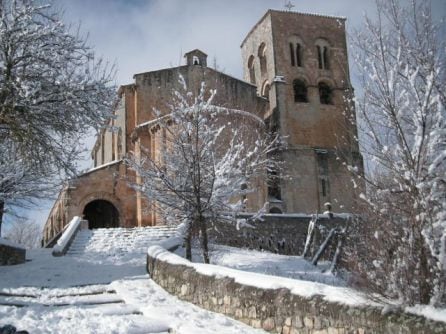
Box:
147;247;446;334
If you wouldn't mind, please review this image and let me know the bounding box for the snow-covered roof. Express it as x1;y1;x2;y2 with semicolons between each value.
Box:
184;49;208;57
134;106;265;134
79;160;123;177
132;65;257;91
135;115;170;130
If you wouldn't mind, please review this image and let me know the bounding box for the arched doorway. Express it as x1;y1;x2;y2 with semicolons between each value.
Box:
83;200;119;229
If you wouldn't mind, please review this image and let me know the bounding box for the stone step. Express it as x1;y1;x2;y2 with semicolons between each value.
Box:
82;234;168;237
65;226;176;257
0;289;116;299
0;294;124;307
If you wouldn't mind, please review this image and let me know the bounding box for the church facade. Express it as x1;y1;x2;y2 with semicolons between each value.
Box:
43;10;362;244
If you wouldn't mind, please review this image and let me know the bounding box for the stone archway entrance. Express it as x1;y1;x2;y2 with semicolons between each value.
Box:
83;200;119;229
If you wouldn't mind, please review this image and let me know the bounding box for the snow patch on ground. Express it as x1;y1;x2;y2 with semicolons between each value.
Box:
0;248;145;288
182;244;345;287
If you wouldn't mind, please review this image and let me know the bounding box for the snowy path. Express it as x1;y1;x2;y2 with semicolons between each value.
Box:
0;228;266;334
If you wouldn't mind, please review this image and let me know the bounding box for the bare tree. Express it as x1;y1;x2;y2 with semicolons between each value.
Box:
0;0;115;231
345;0;445;306
3;218;41;248
0;139;54;237
127;77;280;263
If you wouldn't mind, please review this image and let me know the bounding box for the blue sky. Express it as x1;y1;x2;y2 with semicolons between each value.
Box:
6;0;445;231
58;0;379;85
57;0;445;85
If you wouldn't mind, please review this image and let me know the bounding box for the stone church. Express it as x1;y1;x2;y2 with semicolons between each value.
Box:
43;10;362;244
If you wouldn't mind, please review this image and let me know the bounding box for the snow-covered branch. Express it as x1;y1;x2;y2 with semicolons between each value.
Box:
0;0;116;175
126;77;282;263
346;0;445;306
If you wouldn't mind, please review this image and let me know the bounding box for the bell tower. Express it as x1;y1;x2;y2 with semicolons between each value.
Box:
241;10;362;213
184;49;208;67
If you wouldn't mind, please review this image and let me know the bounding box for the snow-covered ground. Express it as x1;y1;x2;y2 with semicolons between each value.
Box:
179;244;345;287
1;231;445;333
0;235;266;334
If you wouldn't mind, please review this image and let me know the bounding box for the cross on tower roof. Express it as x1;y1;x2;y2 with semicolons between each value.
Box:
284;1;295;11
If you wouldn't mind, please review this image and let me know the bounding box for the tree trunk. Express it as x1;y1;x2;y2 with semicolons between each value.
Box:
185;224;192;261
417;232;432;305
0;201;4;238
199;216;210;264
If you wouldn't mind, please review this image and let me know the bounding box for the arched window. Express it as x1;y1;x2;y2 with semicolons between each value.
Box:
296;43;303;67
193;56;200;65
117;128;123;158
319;82;332;104
323;46;329;70
289;43;295;66
101;131;105;164
247;55;256;84
258;43;267;74
261;81;270;99
321;179;327;197
289;37;304;68
293;79;308;102
315;39;330;70
112;132;116;161
316;150;329;199
268;169;281;200
111;118;116;161
317;45;323;69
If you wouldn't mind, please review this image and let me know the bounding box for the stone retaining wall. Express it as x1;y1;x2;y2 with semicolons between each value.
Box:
211;214;347;257
0;244;26;265
147;249;446;334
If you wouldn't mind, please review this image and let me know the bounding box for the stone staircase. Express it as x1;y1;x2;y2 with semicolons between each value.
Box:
0;281;172;333
0;285;124;308
66;226;177;258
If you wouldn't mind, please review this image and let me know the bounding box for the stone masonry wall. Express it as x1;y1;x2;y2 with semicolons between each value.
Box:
0;244;25;265
147;251;446;334
210;214;346;258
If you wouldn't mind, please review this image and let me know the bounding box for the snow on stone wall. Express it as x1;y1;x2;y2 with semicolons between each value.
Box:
147;246;446;333
52;216;84;256
0;242;25;265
